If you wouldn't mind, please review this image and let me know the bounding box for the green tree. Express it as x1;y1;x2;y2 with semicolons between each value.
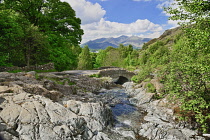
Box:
48;34;77;71
164;0;210;132
1;0;83;71
77;46;93;70
2;0;83;46
0;9;24;66
94;49;107;68
23;25;50;67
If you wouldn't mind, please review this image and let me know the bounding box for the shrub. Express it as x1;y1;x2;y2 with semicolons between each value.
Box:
145;82;156;93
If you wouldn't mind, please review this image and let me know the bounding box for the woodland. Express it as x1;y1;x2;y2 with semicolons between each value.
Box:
0;0;209;133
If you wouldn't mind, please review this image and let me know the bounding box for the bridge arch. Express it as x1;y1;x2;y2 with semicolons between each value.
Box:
98;68;135;84
114;76;129;85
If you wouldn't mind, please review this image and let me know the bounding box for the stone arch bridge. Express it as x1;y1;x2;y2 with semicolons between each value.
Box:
61;68;136;85
98;68;136;84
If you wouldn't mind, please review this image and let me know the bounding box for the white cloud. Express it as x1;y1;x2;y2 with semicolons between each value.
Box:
156;0;182;27
81;18;163;43
139;31;162;38
62;0;165;43
61;0;106;25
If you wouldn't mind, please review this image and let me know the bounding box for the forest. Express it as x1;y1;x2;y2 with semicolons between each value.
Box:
0;0;83;71
0;0;209;133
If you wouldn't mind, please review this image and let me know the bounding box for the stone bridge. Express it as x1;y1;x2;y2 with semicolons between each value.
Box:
98;68;136;84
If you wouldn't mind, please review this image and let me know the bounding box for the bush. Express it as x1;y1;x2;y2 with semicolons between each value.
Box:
145;82;156;93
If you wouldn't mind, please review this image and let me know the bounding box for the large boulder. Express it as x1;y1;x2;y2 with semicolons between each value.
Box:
0;84;113;140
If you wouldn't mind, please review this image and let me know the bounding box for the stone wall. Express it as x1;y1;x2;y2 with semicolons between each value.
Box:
0;63;54;72
99;68;135;81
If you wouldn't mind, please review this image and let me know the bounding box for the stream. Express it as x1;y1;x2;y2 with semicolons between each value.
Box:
98;88;148;140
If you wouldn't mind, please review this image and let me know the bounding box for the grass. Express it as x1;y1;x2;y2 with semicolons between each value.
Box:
89;73;101;78
145;82;156;93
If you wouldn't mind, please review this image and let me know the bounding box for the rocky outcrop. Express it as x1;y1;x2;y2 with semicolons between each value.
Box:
123;82;207;140
0;71;208;140
0;72;114;140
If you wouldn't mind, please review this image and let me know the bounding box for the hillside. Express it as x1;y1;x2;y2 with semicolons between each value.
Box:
132;25;210;133
82;35;151;50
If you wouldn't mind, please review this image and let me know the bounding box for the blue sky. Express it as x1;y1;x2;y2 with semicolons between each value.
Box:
92;0;165;24
62;0;177;43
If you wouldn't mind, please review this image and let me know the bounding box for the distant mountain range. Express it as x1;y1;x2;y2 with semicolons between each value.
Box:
81;35;152;50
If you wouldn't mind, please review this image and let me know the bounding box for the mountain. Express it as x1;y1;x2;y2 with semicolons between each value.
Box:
82;35;152;50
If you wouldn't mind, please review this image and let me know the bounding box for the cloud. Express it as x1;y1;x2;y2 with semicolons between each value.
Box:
61;0;106;25
81;18;163;43
156;0;181;27
139;31;162;38
62;0;165;43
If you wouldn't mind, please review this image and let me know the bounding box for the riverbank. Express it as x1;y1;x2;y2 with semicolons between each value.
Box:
123;82;208;140
0;71;208;140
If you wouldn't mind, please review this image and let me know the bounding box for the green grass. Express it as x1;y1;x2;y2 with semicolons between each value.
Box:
145;82;156;93
89;73;101;78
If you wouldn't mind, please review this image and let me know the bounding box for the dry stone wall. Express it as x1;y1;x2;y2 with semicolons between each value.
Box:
0;63;54;72
99;68;135;81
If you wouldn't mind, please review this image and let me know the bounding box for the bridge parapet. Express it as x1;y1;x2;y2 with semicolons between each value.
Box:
98;68;135;83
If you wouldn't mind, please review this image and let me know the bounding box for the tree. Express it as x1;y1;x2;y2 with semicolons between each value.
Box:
165;0;209;24
23;25;50;67
94;49;107;68
1;0;84;71
164;0;210;132
2;0;83;46
77;46;92;70
0;9;24;66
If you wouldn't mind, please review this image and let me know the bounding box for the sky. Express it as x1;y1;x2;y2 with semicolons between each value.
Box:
61;0;178;44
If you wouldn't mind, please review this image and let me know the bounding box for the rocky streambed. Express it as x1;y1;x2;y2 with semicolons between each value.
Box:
0;71;208;140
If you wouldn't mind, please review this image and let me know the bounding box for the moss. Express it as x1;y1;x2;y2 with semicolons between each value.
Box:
35;73;40;80
145;82;156;93
89;74;101;78
143;78;151;82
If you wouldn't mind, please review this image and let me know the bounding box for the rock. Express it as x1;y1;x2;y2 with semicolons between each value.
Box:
150;78;163;93
22;84;63;101
65;100;113;132
92;132;111;140
0;86;9;93
26;71;36;78
0;83;113;140
119;130;136;139
43;80;56;90
123;82;207;140
123;82;155;106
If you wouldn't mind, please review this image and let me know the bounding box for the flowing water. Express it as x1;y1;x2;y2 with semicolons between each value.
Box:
98;88;148;139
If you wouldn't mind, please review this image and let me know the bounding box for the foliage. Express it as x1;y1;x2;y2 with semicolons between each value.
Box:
93;44;137;69
131;66;152;83
162;0;210;132
89;74;101;78
130;0;210;132
0;0;83;71
77;46;93;70
145;82;156;93
0;9;24;66
3;0;83;45
7;70;23;73
0;53;10;66
23;25;50;67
